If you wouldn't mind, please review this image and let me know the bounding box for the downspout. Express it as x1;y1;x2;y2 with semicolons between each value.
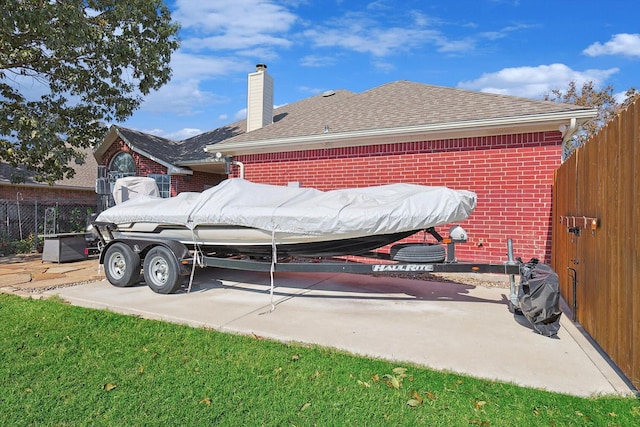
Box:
559;117;579;160
232;160;245;179
560;117;578;145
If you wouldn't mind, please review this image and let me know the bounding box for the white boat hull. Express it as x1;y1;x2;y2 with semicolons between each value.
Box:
107;222;419;256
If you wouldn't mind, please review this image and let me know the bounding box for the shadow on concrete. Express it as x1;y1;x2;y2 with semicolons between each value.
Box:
155;268;510;306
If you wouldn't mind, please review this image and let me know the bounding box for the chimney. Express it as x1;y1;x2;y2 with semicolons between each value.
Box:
246;63;274;132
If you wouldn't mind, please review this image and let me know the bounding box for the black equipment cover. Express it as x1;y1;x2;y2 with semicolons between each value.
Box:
518;259;562;337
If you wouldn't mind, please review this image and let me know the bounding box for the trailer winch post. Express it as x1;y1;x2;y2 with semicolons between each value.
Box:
506;238;519;310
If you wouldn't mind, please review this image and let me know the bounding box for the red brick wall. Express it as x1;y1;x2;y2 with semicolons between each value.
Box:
0;185;95;201
231;131;562;264
172;172;225;195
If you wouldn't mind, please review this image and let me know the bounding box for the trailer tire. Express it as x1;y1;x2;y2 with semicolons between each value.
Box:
104;243;141;287
390;243;446;263
143;246;183;294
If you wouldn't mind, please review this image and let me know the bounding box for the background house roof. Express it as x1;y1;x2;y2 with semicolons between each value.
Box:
0;147;98;190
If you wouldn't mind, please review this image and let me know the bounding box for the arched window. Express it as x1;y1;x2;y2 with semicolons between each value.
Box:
108;152;136;180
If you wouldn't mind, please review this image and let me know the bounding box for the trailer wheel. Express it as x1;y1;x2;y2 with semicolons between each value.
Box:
143;246;183;294
390;243;446;263
104;243;141;287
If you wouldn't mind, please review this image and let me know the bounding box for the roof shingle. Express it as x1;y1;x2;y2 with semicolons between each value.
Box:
103;80;594;166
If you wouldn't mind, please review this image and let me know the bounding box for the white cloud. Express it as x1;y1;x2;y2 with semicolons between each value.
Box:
301;10;528;58
297;86;324;95
613;91;629;104
234;108;247;120
136;52;252;116
136;1;298;119
141;79;228;116
169;52;249;81
182;34;292;52
139;127;204;140
583;33;640;58
173;0;298;52
372;60;395;73
303;11;453;57
435;37;475;53
304;22;442;57
300;55;337;67
457;63;619;98
479;23;537;41
170;128;204;140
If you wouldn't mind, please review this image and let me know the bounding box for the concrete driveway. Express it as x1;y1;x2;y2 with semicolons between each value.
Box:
41;265;636;397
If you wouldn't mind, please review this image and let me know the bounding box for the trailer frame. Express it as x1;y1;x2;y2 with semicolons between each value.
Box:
93;221;522;312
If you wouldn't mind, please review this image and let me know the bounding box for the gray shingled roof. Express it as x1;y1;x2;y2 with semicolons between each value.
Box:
0;147;98;190
178;88;355;162
216;81;591;145
103;80;594;167
115;127;182;165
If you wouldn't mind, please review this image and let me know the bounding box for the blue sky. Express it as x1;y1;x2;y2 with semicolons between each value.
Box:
124;0;640;140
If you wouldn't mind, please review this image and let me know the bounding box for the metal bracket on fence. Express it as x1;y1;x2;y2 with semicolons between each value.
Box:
567;227;581;236
568;267;578;322
559;215;599;236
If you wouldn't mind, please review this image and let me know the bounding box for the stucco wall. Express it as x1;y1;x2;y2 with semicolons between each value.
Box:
230;131;562;264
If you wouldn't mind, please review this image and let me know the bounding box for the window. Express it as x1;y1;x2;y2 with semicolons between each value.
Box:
104;152;137;207
148;174;171;198
108;152;136;180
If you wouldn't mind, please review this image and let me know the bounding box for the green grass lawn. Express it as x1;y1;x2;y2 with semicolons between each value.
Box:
0;293;638;426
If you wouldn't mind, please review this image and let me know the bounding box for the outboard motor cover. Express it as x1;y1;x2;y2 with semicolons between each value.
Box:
518;258;562;337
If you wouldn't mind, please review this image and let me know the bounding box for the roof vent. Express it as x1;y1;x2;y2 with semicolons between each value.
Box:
322;90;336;97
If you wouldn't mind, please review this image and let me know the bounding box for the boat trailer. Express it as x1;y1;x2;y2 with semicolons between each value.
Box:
92;221;523;313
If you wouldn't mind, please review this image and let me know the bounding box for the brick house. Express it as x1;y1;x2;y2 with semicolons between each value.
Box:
92;65;597;264
1;149;98;242
0;147;98;201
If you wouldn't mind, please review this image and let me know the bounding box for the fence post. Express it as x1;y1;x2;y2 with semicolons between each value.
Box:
34;200;39;251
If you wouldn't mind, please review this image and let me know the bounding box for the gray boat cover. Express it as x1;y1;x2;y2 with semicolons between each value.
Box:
112;176;160;204
96;178;476;236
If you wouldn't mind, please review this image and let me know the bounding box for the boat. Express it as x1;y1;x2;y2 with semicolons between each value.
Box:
94;178;476;257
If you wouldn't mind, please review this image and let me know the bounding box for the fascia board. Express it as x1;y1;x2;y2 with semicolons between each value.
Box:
92;125;119;160
207;110;598;156
175;159;227;173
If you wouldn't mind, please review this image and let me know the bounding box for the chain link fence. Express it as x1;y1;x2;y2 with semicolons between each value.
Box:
0;197;98;255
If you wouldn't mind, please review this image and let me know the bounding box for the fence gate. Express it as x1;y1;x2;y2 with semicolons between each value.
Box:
552;99;639;390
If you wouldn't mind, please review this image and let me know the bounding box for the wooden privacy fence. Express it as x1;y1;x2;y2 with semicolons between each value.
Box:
552;99;639;389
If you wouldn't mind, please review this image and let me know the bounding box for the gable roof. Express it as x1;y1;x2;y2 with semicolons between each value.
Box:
93;80;598;171
0;147;98;190
178;88;355;163
94;126;194;175
207;81;597;155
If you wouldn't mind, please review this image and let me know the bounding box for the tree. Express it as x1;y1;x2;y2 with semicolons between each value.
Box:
544;81;638;158
0;0;180;184
619;87;639;111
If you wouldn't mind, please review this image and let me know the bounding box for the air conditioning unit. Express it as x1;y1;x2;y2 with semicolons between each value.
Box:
95;178;110;195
